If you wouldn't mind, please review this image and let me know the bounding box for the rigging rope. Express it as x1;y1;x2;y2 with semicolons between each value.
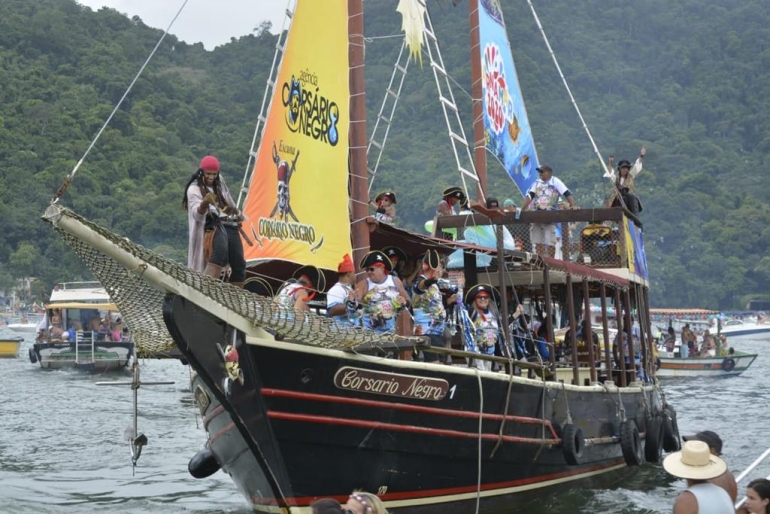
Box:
51;0;191;204
524;1;610;179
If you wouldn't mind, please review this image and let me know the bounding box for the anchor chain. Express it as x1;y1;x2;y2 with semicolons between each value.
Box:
96;361;174;474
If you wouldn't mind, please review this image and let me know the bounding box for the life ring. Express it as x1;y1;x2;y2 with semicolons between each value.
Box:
662;405;681;452
721;358;736;372
620;420;643;466
561;424;585;465
644;416;664;463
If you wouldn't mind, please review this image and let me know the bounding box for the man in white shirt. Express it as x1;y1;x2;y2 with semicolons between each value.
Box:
518;164;577;257
326;254;358;327
663;440;734;514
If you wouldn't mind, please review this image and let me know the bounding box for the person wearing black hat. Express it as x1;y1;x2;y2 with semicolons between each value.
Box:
465;284;503;371
412;250;457;361
682;431;738;502
436;187;468;240
354;250;410;332
437;186;467;217
382;246;407;280
183;155;246;286
370;191;397;224
518;164;577;258
605;147;645;215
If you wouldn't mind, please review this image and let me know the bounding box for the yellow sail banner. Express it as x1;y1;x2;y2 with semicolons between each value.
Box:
241;1;351;270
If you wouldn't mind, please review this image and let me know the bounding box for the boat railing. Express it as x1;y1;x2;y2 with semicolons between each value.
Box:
435;206;643;273
734;447;770;509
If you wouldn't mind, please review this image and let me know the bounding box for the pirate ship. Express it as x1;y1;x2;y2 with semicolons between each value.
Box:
44;0;680;511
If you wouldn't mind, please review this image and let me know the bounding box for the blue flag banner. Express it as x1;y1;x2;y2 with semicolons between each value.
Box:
478;0;540;197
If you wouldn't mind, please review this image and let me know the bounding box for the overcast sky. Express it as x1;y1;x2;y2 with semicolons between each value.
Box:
77;0;288;49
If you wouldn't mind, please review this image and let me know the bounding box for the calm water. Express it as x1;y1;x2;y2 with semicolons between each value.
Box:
2;330;768;513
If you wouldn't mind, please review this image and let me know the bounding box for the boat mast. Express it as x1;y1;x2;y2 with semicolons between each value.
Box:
349;0;370;268
468;0;488;200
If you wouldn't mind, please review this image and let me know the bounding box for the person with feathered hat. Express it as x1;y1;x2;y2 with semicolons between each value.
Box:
369;191;397;225
354;250;410;332
465;283;503;371
326;254;359;327
412;249;457;362
274;265;326;314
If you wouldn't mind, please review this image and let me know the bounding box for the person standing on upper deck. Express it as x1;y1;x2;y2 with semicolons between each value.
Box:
517;164;577;258
605;146;646;215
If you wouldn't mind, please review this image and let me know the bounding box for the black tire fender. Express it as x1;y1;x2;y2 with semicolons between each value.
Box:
644;416;664;463
721;358;735;372
188;447;220;479
562;424;585;465
28;348;37;364
620;419;643;466
662;405;681;452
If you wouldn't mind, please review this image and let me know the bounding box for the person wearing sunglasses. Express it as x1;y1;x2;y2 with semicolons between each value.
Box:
465;284;503;371
354;250;410;333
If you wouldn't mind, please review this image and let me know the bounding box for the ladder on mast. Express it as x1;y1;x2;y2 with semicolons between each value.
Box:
237;2;297;208
366;42;410;195
421;0;484;202
367;1;484;202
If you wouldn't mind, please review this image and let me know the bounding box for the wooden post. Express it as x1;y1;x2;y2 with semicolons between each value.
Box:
566;275;579;385
543;266;556;372
583;278;596;383
348;0;370;270
469;0;487;200
623;288;635;383
600;283;612;381
615;287;627;387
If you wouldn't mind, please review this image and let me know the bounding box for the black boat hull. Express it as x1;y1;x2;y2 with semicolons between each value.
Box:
165;295;664;513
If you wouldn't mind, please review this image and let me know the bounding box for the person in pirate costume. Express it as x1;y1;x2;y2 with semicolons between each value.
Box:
412;249;458;362
326;254;359;327
183;155;246;286
605;146;645;216
382;246;407;280
274;265;326;314
354;250;410;333
436;186;468;240
369;191;396;224
465;284;503;372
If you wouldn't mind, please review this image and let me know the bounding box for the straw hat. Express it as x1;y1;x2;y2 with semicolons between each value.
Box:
662;440;727;480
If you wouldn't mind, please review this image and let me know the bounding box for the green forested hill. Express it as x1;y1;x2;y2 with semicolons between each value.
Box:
1;0;769;309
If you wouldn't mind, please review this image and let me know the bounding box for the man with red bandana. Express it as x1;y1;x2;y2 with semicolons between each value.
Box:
182;155;246;286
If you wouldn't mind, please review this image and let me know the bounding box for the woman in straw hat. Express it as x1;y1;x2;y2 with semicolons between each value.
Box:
663;440;734;514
